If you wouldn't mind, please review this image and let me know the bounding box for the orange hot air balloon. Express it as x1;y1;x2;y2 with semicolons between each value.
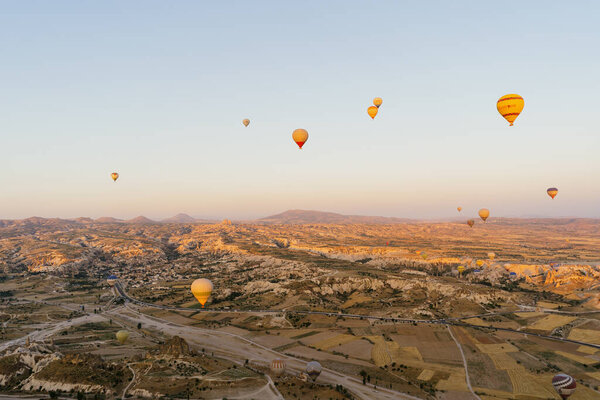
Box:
476;260;484;267
478;208;490;222
373;97;383;108
111;172;119;182
457;207;462;212
292;129;308;149
547;187;558;199
467;219;475;227
242;119;250;127
191;278;213;308
497;94;524;126
367;106;378;119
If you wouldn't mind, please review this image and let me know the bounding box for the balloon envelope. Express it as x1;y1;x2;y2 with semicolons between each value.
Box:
457;266;465;273
552;373;576;399
367;106;378;119
270;359;286;376
242;119;250;127
457;207;462;212
478;208;490;222
292;129;309;149
497;94;524;126
116;330;129;344
476;260;484;267
467;219;475;227
547;187;558;199
306;361;322;382
373;97;383;107
488;252;496;260
191;278;213;307
111;172;119;182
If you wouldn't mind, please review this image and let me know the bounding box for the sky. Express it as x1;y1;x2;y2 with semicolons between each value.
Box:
1;1;599;220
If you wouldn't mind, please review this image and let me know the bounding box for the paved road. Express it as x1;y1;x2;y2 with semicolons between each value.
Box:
114;282;600;350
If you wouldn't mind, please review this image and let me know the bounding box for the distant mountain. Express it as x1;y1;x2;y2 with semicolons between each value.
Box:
95;217;123;224
125;216;155;224
257;209;415;225
162;213;197;223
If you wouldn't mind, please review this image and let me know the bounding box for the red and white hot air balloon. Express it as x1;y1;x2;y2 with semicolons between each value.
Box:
552;373;576;399
270;359;286;376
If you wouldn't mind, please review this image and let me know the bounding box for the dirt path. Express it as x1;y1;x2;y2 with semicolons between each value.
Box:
447;325;481;400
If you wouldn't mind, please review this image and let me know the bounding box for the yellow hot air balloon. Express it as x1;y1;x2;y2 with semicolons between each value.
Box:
421;252;428;260
242;119;250;127
478;208;490;222
111;172;119;182
457;207;462;212
547;187;558;199
373;97;383;108
191;278;213;308
488;252;496;260
476;260;484;267
467;219;475;227
497;94;524;126
292;129;308;149
457;265;465;275
116;330;129;344
367;106;378;119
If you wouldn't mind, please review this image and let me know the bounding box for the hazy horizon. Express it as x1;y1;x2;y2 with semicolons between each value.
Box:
2;1;599;219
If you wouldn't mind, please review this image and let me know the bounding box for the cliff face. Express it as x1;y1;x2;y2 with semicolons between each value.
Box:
159;336;191;357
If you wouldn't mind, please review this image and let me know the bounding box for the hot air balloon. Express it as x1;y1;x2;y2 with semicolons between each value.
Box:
191;278;213;308
367;106;378;119
552;373;576;399
305;361;322;382
478;208;490;222
116;330;130;344
107;275;117;286
421;252;428;260
292;129;308;149
457;265;465;275
497;94;524;126
242;119;250;127
373;97;383;108
476;260;484;267
111;172;119;182
547;187;558;199
467;219;475;227
488;252;496;260
415;250;421;255
270;359;286;376
457;207;462;212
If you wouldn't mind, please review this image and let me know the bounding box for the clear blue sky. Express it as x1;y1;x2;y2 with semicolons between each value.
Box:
1;1;599;220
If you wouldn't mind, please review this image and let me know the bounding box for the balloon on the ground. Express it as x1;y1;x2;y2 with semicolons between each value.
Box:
111;172;119;182
488;252;496;260
479;208;490;222
270;359;286;376
242;119;250;127
552;373;576;399
116;330;130;344
476;260;484;267
373;97;383;108
547;187;558;199
497;94;524;126
107;275;117;286
306;361;322;382
457;265;465;274
467;219;475;227
367;106;378;119
292;129;309;149
191;278;213;308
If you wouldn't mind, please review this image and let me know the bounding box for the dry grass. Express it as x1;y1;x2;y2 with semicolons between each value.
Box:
475;343;519;354
568;328;600;345
417;369;435;381
527;315;576;331
555;350;598;365
313;333;357;350
371;341;392;367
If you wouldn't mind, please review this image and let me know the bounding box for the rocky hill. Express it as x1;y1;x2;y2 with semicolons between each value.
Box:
258;209;415;224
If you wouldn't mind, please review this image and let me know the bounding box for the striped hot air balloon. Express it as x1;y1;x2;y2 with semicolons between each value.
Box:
270;359;286;376
552;373;576;399
497;94;524;126
547;187;558;199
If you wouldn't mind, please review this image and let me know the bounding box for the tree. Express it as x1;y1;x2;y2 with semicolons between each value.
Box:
137;322;142;329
